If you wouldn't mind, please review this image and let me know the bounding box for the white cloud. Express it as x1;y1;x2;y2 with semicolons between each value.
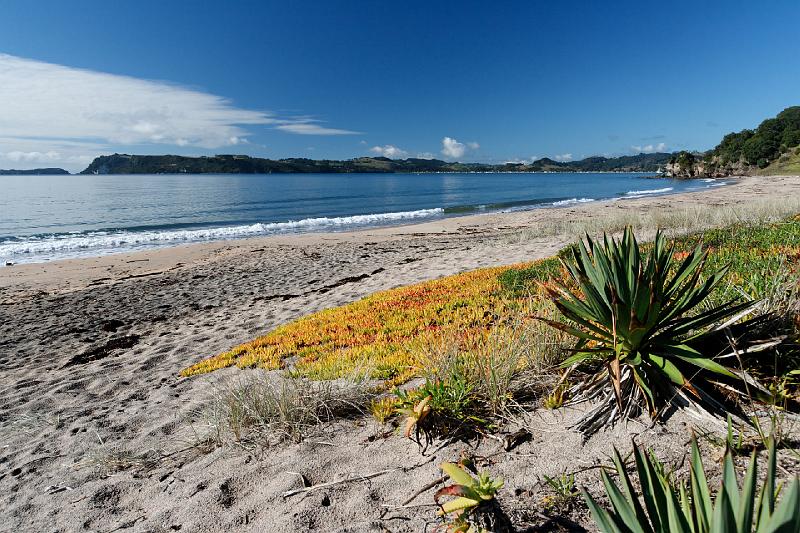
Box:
553;153;573;162
504;156;540;164
441;137;466;158
0;53;356;170
440;137;479;159
631;142;667;153
369;144;409;158
275;122;359;135
415;152;436;160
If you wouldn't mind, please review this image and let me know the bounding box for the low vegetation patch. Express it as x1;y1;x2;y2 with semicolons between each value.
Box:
181;264;558;382
198;373;370;448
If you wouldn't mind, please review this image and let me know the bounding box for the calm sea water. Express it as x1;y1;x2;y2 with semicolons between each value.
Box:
0;172;726;264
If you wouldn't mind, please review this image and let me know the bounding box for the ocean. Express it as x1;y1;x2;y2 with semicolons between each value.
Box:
0;172;726;264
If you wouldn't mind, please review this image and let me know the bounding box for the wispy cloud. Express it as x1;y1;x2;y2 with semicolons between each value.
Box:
276;122;360;135
553;153;573;162
369;144;408;158
441;137;479;159
504;156;540;164
631;142;667;153
0;53;356;169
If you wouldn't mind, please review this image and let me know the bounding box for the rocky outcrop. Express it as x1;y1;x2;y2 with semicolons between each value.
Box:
663;152;752;179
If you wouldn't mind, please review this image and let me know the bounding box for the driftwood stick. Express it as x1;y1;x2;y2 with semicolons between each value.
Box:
401;475;446;506
282;468;395;498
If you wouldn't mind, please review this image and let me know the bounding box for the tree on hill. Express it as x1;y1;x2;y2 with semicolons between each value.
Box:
712;106;800;168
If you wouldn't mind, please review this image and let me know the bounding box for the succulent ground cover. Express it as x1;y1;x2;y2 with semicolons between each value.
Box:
181;261;563;381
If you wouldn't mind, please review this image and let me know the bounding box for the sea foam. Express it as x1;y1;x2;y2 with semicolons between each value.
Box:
0;208;444;263
624;187;674;196
551;197;595;206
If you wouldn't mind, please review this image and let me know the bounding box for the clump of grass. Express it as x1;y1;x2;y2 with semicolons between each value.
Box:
395;375;484;449
542;382;569;410
199;371;370;448
369;396;397;424
75;446;161;478
540;471;580;512
509;196;800;243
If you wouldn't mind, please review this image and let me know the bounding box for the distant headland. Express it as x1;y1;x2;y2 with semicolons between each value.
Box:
0;168;69;175
78;152;672;175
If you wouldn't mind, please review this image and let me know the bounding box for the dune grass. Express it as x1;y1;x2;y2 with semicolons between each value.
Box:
182;216;800;401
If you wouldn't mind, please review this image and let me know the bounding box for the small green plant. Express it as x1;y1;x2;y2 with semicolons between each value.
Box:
369;396;397;424
541;471;580;511
542;227;761;435
542;382;569;410
397;395;431;441
435;462;505;532
395;377;485;449
698;414;752;455
584;437;800;532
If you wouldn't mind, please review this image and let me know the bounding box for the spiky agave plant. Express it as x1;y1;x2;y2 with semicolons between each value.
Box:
542;228;758;434
584;437;800;533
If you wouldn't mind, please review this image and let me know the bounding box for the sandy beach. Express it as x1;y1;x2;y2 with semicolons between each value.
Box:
2;175;800;532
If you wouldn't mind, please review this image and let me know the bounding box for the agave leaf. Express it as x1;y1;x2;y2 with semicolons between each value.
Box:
678;482;697;533
756;437;778;529
710;480;736;533
599;469;649;533
762;476;800;533
721;450;740;519
583;490;626;533
646;354;687;386
737;451;758;533
612;447;651;529
658;344;737;378
441;462;476;487
631;366;657;415
663;243;704;295
688;439;712;532
633;444;668;531
664;485;692;533
535;316;606;343
440;496;480;515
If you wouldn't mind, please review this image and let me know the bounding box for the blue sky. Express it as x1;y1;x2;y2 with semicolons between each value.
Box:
1;0;799;171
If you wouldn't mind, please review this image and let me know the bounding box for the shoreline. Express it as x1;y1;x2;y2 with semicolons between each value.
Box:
1;174;799;531
0;174;720;267
2;175;733;275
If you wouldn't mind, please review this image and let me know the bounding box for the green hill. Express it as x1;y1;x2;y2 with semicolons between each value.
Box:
758;146;800;176
665;106;800;178
0;167;69;175
80;152;670;175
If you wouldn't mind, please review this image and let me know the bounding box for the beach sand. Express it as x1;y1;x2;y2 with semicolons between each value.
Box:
2;175;800;532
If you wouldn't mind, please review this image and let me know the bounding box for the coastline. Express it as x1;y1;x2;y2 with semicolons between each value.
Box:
0;173;713;266
1;174;799;531
2;175;739;285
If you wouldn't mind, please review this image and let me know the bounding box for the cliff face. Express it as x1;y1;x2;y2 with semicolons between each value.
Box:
663;153;753;179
